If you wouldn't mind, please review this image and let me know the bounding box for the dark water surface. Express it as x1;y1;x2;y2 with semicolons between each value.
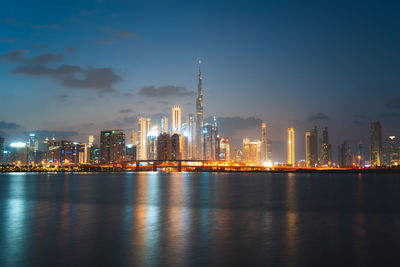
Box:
1;172;400;267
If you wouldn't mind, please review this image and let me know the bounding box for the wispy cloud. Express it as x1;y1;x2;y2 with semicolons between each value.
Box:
138;85;195;98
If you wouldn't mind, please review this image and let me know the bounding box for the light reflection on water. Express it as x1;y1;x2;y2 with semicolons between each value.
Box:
1;172;400;267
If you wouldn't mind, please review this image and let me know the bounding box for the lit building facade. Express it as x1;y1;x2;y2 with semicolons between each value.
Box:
160;116;168;134
321;127;332;166
218;137;230;161
203;118;218;160
137;117;151;160
243;138;260;165
287;127;295;166
305;131;311;167
0;136;4;163
156;133;171;160
261;122;268;163
196;60;204;159
370;121;382;166
100;130;125;164
187;114;196;159
172;105;182;134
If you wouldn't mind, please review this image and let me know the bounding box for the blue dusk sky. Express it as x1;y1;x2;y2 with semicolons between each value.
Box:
0;0;400;161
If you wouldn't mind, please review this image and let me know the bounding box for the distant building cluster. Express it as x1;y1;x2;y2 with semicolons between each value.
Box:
0;62;399;169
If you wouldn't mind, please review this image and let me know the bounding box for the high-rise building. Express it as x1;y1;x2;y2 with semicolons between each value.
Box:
10;142;28;165
357;141;364;167
137;117;151;160
321;127;331;166
370;121;382;166
156;133;171;160
45;139;76;165
100;130;125;164
243;138;261;165
389;136;400;166
309;126;318;166
287;128;295;166
187;114;196;159
160;116;168;134
235;149;243;163
218;137;230;161
125;144;136;161
172;105;182;134
27;133;39;164
260;122;268;163
196;60;204;159
0;136;4;163
89;135;95;146
305;131;311;167
171;134;181;160
147;125;159;160
338;141;352;167
203;117;218;160
129;131;137;145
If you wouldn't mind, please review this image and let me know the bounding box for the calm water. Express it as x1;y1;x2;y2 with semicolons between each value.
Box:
0;172;400;267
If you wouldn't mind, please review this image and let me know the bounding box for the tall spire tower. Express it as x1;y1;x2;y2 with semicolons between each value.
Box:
196;60;204;159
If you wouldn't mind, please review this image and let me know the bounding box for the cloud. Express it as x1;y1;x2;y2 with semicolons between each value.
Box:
11;65;121;93
0;49;28;63
4;17;59;29
352;114;369;126
123;115;138;124
11;64;81;77
77;8;94;17
65;47;75;53
31;52;63;65
24;130;79;140
386;96;400;110
380;112;400;119
94;38;117;44
58;94;69;103
0;121;20;130
139;85;195;98
0;50;63;64
208;116;262;136
120;109;133;113
0;37;17;43
62;67;121;92
308;112;330;122
115;30;137;38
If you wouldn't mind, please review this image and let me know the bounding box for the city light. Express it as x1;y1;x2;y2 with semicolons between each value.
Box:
10;142;26;148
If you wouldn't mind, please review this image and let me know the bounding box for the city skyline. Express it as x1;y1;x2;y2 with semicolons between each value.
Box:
1;0;400;161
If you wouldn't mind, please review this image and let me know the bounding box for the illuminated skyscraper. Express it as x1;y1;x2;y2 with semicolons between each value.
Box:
171;133;181;160
88;135;95;145
196;60;204;159
321;127;331;166
338;141;351;167
260;122;268;163
187;114;196;159
287;128;295;166
370;121;382;166
218;137;230;161
100;130;125;164
129;131;137;145
305;131;311;166
137;117;151;160
160;116;168;134
389;136;400;166
156;133;171;160
310;126;318;166
172;105;182;134
0;136;4;163
27;133;39;163
243;138;261;165
203;117;218;160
